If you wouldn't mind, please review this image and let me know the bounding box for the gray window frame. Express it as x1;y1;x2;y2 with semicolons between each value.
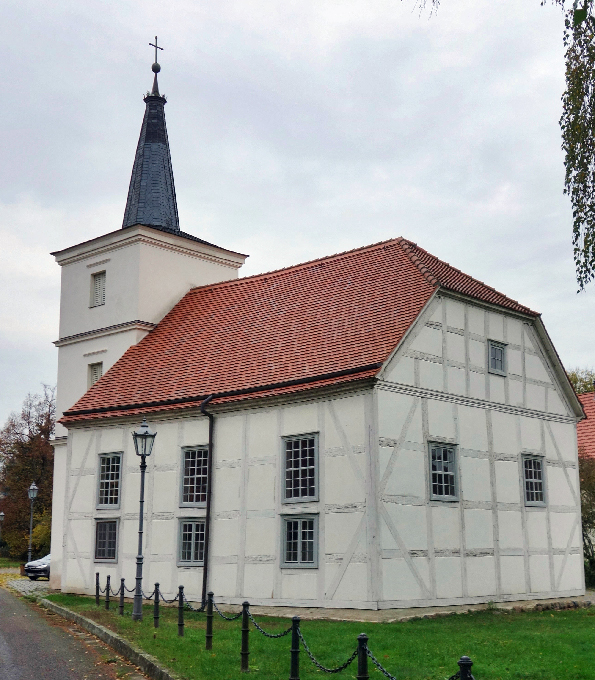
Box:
177;518;206;566
90;271;106;308
522;455;547;507
487;339;507;377
180;446;209;508
281;433;319;504
280;514;319;569
94;519;119;563
429;442;459;502
96;452;122;509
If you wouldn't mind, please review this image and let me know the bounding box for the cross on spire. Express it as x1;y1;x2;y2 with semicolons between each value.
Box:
149;36;163;64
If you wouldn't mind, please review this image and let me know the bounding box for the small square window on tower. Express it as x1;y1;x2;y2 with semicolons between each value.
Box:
90;271;106;307
488;340;506;376
88;362;103;388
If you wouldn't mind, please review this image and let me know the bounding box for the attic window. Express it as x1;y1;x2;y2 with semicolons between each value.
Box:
88;362;103;387
488;340;506;376
90;271;106;307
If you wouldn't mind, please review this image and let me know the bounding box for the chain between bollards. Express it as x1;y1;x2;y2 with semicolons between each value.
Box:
177;586;185;637
105;575;111;610
289;616;300;680
241;601;250;672
95;572;100;606
356;633;368;680
154;583;160;628
119;578;125;616
206;591;214;650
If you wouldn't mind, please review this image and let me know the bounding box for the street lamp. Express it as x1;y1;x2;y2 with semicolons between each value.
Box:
27;482;38;563
131;418;157;621
0;511;4;543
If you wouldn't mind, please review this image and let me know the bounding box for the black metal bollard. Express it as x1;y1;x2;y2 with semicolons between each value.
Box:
119;578;125;616
241;601;250;672
95;572;100;606
356;633;369;680
154;583;160;628
206;591;214;650
289;616;300;680
458;656;474;680
177;586;185;637
105;575;110;610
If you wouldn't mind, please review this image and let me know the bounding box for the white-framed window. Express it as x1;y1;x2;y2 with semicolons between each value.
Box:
97;453;122;508
181;447;208;506
90;271;106;307
88;362;103;388
282;434;318;503
429;442;458;501
95;520;118;562
488;340;506;376
523;456;546;506
178;520;206;565
281;515;318;568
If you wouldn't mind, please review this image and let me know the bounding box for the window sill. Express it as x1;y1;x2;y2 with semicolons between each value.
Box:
280;564;319;570
94;559;118;564
281;496;319;505
177;563;205;568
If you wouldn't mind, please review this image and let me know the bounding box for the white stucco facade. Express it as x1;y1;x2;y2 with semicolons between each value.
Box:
50;292;584;608
52;225;246;437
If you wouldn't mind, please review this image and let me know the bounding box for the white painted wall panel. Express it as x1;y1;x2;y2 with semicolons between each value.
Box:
461;458;491;502
435;557;463;599
495;461;521;504
466;557;497;596
445;299;465;330
500;556;526;594
464;510;493;550
459;406;488;452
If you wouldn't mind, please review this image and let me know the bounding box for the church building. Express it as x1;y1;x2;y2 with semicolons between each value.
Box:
49;55;585;609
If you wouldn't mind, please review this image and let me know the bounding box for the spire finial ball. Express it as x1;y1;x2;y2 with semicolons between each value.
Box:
152;62;161;74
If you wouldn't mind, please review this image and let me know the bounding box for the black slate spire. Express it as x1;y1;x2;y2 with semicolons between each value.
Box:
122;38;180;231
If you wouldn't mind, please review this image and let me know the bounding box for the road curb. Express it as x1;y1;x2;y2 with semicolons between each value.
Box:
39;599;179;680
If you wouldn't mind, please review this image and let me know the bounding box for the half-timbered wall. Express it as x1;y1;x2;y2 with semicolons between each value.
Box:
50;292;583;608
376;293;583;606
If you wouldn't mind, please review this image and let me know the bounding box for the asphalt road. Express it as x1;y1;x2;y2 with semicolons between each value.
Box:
0;586;143;680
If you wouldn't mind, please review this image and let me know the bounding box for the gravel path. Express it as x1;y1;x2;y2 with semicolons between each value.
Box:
0;586;147;680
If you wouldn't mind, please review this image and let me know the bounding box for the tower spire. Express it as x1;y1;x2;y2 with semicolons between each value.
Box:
122;37;180;232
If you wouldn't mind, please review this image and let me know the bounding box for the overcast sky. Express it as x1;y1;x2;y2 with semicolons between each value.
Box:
0;0;591;425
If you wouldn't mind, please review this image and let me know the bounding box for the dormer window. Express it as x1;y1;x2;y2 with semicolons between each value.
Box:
90;271;106;307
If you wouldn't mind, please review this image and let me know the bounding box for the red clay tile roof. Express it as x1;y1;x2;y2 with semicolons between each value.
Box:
62;237;539;424
578;392;595;457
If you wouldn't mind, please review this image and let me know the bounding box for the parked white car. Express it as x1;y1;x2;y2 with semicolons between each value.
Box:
24;554;50;580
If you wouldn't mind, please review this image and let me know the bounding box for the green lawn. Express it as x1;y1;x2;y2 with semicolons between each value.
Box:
45;593;595;680
0;557;21;568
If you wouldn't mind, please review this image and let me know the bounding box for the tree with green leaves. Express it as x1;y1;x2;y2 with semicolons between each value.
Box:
567;366;595;393
423;1;595;289
0;387;55;559
579;449;595;585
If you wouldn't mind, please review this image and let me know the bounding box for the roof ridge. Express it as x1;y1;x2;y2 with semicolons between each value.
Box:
188;237;402;294
396;238;439;287
397;237;535;315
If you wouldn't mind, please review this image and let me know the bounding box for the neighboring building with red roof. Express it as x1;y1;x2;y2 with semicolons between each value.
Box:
49;62;586;609
578;392;595;457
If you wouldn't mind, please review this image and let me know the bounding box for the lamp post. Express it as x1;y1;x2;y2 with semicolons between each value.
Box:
131;418;157;622
27;482;38;563
0;511;4;543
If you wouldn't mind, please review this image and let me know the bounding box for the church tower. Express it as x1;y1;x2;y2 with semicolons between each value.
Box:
51;41;247;439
